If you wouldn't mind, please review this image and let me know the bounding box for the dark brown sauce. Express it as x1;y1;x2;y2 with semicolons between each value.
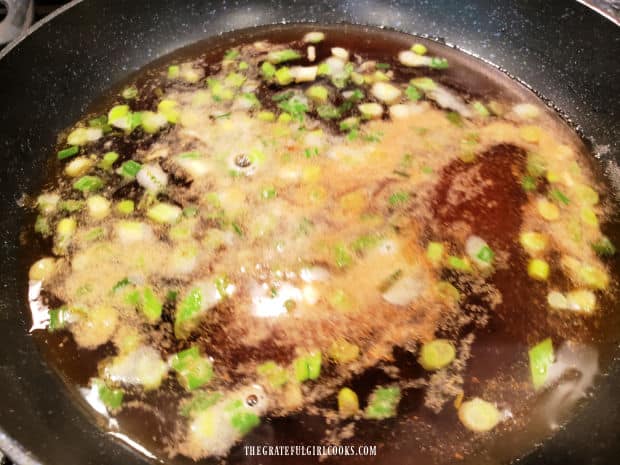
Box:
25;24;620;465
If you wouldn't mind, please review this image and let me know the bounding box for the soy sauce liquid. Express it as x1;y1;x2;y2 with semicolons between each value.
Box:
24;24;620;465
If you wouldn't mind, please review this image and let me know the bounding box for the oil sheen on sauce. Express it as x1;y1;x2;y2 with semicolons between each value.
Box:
24;24;620;465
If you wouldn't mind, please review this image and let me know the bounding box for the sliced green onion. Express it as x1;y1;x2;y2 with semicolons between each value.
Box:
257;111;276;122
293;350;322;382
317;63;330;76
88;115;112;133
528;337;554;389
240;92;260;108
256;361;288;388
175;287;204;335
73;175;104;193
168;65;180;79
566;289;596;313
141;287;163;323
389;191;409;206
338;387;359;417
100;151;119;169
350;233;381;253
120;160;142;178
267;49;302;64
84;227;104;241
34;215;51;236
147;203;182;224
334;243;352;269
419;339;456;370
477;246;494;263
179;391;223;417
527;258;549;280
37;193;60;215
328;339;360;364
316;104;340;119
458;398;501;432
436;281;461;303
261;186;277;200
28;257;56;281
411;43;427;55
116;200;134;215
275;67;294;85
378;269;403;293
520;125;542;143
592;236;616;256
430;57;449;69
519;231;547;255
525;152;546;178
365;386;401;420
537;198;559;221
48;307;69;331
64;156;94;178
547;290;569;309
59;199;84;212
550;189;570;205
399;50;431;67
447;256;472;272
108;105;131;129
141;111;168;134
122;86;138;100
371;82;402;104
231;411;260;435
225;72;246;88
339;117;360;131
94;379;124;410
224;49;240;60
410;77;437;91
446;111;463;127
157;99;180;123
303;31;325;44
522;175;537;192
472;101;490;117
57;146;79;160
260;61;276;79
405;84;422;101
578;264;609;290
575;184;599;206
306;84;329;103
67;127;103;146
345;89;365;102
580;207;599;227
86;195;111;220
170;346;214;391
358;102;383;119
277;113;292;123
426;242;444;265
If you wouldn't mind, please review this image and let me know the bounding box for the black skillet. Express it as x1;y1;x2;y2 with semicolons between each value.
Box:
0;1;619;464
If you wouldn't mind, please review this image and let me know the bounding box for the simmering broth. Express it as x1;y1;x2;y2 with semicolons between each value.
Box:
24;24;620;464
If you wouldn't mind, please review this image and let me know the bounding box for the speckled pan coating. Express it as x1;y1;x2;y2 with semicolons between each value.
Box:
0;1;618;465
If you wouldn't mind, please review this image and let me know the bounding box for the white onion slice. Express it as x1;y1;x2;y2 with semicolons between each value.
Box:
300;266;330;282
291;66;318;83
104;346;168;390
426;85;473;118
398;50;432;67
371;82;402;104
137;163;168;193
331;47;349;60
382;275;424;306
513;103;540;120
